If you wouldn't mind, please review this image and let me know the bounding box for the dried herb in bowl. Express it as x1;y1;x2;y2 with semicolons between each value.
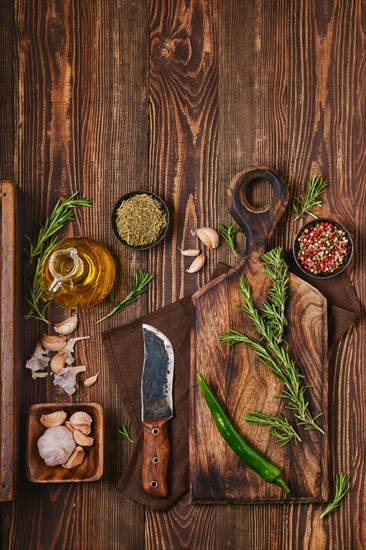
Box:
115;193;168;248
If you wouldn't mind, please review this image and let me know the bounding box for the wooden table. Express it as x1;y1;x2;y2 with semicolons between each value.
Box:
1;1;364;548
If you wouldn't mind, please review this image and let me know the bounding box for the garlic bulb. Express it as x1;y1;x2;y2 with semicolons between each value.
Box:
37;426;76;467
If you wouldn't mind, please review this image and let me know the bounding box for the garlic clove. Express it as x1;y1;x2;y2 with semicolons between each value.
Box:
179;248;201;257
69;411;93;432
50;352;67;374
41;334;67;352
75;424;92;435
62;446;85;469
186;253;206;273
83;372;99;387
193;227;220;249
40;410;67;428
73;429;94;447
54;314;78;336
65;420;76;433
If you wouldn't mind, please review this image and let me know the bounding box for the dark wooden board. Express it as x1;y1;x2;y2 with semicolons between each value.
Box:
0;181;23;502
190;168;328;503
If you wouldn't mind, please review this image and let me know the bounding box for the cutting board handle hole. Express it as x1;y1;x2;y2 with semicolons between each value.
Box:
152;427;159;435
242;178;275;212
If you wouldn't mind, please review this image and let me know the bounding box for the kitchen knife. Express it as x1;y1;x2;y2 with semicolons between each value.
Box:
141;324;174;497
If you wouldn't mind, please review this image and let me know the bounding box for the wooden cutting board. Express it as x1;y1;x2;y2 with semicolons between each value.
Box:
190;167;328;503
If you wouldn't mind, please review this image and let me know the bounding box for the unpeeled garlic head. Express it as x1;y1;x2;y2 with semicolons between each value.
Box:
37;426;76;467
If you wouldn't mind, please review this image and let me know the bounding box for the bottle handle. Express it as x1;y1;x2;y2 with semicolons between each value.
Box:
46;247;84;298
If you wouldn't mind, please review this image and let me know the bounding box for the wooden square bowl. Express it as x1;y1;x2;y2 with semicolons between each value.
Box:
27;403;103;483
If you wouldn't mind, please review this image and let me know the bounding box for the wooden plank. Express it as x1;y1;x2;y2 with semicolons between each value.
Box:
215;0;363;548
0;1;14;181
0;181;23;502
2;1;148;549
145;0;219;548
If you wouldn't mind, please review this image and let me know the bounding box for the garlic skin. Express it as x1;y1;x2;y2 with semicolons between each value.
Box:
41;334;66;352
62;446;85;469
25;342;50;373
32;372;49;379
54;314;78;336
64;336;90;353
40;410;67;428
53;366;86;395
50;352;67;375
83;372;99;387
193;227;219;249
179;248;200;257
186;253;206;273
37;426;76;467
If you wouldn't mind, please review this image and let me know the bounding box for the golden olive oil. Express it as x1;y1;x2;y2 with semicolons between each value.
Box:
43;237;115;308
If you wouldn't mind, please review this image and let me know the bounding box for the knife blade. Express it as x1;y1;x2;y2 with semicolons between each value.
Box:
141;324;174;497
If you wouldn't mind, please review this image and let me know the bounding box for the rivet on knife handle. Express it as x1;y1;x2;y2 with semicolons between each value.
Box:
142;419;170;497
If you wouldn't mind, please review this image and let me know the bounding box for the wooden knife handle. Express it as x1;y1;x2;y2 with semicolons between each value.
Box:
142;419;170;497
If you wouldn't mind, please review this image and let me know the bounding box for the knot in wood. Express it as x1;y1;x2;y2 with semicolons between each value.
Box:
154;41;174;64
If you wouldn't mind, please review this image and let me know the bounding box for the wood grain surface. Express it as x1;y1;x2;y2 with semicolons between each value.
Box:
190;169;328;502
0;0;365;549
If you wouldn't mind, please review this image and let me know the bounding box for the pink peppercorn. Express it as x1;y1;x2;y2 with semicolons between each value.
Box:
296;221;349;275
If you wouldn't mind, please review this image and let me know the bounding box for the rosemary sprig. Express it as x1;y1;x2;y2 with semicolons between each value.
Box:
24;192;92;323
320;473;350;518
96;269;155;324
260;249;288;343
245;411;301;447
24;192;92;275
219;248;324;433
118;421;134;443
292;174;328;221
218;223;242;254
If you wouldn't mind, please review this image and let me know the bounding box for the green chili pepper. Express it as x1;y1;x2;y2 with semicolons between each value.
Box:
197;372;290;493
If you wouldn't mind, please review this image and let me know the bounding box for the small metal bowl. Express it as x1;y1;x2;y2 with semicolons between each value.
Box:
293;218;353;279
111;190;170;250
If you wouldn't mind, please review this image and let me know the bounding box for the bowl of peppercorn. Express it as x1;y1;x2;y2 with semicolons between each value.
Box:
293;218;353;278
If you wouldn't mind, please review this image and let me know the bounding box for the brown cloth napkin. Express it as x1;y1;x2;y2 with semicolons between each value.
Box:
102;260;360;512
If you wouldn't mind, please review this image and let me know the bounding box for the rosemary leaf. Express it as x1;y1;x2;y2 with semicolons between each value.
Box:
292;174;328;221
245;411;301;447
118;421;134;443
24;192;92;323
218;223;242;254
320;473;350;518
96;269;155;324
219;247;324;434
